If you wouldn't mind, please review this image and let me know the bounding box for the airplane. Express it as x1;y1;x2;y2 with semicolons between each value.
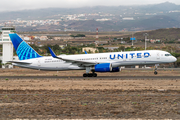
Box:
9;33;177;77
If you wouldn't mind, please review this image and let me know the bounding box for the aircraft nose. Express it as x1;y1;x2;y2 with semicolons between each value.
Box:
173;57;177;62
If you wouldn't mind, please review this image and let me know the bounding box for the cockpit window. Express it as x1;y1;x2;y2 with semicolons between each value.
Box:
165;54;172;56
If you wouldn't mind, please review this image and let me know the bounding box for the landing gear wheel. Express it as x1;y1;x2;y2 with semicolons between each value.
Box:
83;73;88;77
83;73;97;77
88;73;93;77
154;71;158;75
93;73;97;77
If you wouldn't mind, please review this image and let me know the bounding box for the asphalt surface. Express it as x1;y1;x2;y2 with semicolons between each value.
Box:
0;76;180;79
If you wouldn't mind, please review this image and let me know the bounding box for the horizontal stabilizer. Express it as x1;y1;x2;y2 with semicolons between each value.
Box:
8;61;32;64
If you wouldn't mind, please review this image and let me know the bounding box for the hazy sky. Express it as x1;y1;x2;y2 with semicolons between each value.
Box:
0;0;180;12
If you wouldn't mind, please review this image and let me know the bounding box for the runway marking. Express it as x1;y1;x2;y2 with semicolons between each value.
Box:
0;76;180;79
0;94;180;96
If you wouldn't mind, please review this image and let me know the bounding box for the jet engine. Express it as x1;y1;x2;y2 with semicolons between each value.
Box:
94;63;120;72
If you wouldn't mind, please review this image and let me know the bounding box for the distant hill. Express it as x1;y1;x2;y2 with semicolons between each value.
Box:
132;28;180;41
140;2;180;13
0;2;180;20
1;2;180;31
128;15;180;30
67;15;180;31
68;20;115;31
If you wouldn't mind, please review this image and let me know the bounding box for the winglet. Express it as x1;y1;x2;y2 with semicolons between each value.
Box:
85;51;87;54
48;47;58;58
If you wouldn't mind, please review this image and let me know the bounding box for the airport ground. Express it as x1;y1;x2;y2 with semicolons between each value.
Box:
0;68;180;119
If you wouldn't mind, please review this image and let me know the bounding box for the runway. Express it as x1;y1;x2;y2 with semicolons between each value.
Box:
1;75;180;79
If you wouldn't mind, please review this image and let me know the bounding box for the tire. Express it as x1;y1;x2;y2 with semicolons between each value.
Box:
154;71;158;75
93;73;97;77
88;74;93;77
83;73;87;77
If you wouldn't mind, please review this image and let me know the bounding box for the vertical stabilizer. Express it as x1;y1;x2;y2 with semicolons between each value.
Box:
9;33;42;60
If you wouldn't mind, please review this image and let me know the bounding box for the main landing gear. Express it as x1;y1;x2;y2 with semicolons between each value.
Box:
83;73;97;77
154;64;158;75
83;67;97;77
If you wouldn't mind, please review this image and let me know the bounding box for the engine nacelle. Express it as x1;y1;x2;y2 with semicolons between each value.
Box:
94;63;111;72
111;67;120;72
94;63;120;72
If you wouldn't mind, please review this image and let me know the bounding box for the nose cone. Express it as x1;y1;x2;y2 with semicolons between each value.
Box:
172;56;177;62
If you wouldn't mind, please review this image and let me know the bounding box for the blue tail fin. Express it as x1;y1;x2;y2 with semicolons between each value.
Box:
9;33;42;60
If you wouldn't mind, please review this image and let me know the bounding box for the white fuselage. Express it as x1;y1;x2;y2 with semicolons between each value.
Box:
13;50;177;71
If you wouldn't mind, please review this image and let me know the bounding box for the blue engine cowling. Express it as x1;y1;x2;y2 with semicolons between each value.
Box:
94;63;119;72
111;67;120;72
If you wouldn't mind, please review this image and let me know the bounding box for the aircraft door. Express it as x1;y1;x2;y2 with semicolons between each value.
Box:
129;54;131;60
123;54;126;61
157;53;160;59
36;59;41;67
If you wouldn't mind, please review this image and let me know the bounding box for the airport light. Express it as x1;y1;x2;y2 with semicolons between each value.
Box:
131;32;135;46
143;33;149;50
132;33;134;46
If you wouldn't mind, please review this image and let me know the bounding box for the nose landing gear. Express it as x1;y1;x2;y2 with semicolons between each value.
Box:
154;64;159;75
154;71;158;75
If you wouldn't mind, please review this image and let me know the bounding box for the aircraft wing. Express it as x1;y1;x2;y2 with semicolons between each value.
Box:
8;61;32;64
48;47;98;67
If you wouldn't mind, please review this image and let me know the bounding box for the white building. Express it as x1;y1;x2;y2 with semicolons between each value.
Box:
122;17;134;20
24;36;31;41
40;36;48;41
0;27;16;68
82;47;99;53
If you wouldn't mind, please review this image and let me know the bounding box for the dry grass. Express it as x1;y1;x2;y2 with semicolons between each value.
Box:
0;79;180;91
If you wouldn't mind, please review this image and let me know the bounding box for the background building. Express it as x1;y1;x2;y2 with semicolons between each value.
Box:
0;26;17;68
82;47;98;53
